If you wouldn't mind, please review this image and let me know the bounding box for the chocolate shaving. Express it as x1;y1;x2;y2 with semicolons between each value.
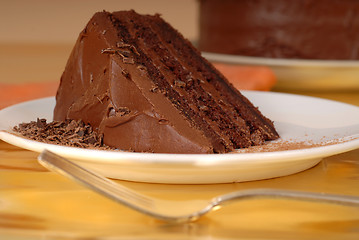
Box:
116;41;131;48
130;45;140;56
101;48;135;64
116;41;140;56
36;118;47;128
150;86;159;93
174;79;186;88
101;48;117;54
106;107;130;117
158;119;169;125
13;118;115;150
198;105;209;112
122;57;134;64
137;65;147;71
118;107;130;116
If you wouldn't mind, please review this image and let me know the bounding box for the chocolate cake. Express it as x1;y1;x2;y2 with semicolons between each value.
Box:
54;10;279;154
198;0;359;60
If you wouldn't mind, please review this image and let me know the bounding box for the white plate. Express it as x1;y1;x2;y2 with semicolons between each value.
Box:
203;52;359;91
1;91;359;184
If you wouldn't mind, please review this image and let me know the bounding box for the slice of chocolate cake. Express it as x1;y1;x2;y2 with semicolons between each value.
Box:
54;10;279;154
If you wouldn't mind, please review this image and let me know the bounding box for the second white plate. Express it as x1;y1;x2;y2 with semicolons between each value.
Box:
203;52;359;91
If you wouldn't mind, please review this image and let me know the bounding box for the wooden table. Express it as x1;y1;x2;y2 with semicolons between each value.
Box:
1;44;359;240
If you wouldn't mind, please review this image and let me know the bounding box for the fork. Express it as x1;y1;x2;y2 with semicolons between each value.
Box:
38;150;359;223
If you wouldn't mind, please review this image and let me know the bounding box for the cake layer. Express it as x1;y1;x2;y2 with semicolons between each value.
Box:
54;10;279;153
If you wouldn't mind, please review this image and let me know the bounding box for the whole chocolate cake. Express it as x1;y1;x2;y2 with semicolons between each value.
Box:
54;10;279;153
198;0;359;60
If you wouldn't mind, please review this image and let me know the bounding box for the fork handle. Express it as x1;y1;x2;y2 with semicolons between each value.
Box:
213;188;359;207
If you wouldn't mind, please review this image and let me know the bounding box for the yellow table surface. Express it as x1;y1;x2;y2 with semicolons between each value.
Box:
0;44;359;240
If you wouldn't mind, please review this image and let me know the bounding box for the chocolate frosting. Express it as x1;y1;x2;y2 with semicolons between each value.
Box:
54;12;213;153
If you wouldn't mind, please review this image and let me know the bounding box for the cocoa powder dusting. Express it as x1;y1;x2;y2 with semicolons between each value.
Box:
234;137;355;153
